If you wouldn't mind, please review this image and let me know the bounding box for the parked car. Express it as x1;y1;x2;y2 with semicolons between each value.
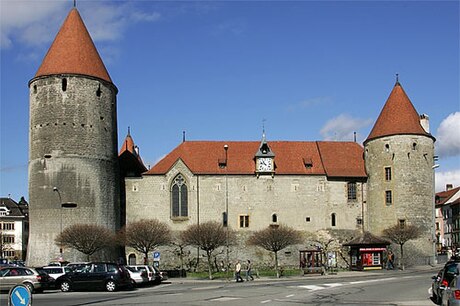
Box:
0;266;54;293
66;262;90;271
37;266;71;279
442;275;460;306
127;265;161;284
433;261;460;304
125;266;148;286
153;265;168;282
56;262;132;292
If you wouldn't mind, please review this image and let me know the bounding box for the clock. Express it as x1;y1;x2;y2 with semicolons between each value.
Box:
257;157;273;172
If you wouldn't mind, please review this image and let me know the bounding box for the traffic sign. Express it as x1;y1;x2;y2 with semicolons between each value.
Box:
153;251;160;261
9;284;32;306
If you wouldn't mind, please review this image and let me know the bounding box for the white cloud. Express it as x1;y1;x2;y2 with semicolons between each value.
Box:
436;112;460;158
0;1;66;49
320;114;373;142
436;169;460;192
1;1;161;50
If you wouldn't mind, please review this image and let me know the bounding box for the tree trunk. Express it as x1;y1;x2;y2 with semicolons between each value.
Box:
400;243;405;270
274;251;279;278
206;250;213;280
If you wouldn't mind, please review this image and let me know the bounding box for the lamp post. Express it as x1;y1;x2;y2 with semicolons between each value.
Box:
224;144;229;279
53;187;77;262
53;187;63;259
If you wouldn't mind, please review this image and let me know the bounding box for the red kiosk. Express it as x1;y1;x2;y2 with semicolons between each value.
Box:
344;232;390;270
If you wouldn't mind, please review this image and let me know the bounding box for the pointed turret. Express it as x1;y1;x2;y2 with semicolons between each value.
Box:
34;8;112;83
364;81;432;144
119;128;147;175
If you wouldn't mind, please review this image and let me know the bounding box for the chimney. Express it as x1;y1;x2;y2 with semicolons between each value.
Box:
420;114;430;133
446;184;453;191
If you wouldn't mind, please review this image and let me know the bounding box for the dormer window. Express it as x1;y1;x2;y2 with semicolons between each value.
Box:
0;207;10;216
303;157;313;169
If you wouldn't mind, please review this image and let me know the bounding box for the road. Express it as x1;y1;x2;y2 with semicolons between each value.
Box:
0;269;439;306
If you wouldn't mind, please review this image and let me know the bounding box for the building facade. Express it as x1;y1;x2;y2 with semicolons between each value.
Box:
27;7;436;267
0;197;29;260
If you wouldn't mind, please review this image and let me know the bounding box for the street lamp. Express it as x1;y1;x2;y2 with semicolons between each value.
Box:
53;187;77;261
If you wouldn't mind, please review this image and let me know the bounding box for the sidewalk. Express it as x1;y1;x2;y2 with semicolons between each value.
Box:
169;263;442;284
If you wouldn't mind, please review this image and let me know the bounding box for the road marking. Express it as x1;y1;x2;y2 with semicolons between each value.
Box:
261;300;271;303
298;285;325;291
323;283;343;288
211;297;241;301
349;277;396;285
286;294;295;297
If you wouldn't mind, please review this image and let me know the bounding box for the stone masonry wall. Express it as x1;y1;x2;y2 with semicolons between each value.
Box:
27;75;120;266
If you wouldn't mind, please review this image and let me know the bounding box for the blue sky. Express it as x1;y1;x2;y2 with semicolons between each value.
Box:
1;0;459;201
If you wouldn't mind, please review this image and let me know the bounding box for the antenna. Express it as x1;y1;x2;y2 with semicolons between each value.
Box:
182;131;186;142
73;0;76;8
395;73;399;84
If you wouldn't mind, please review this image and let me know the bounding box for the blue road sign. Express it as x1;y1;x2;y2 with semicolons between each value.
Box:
153;251;160;261
9;285;32;306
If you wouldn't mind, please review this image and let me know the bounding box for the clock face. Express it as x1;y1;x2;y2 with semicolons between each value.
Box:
258;158;273;172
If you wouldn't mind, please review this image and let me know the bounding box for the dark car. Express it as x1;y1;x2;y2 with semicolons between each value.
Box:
441;275;460;306
56;262;132;292
432;261;460;304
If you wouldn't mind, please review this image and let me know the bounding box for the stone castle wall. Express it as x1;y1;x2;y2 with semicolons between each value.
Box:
364;134;436;264
125;159;364;267
27;75;120;266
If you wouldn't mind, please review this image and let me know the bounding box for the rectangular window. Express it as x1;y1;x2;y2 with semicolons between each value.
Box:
385;167;392;181
399;219;406;228
239;215;249;228
347;182;357;201
2;222;14;230
385;190;392;205
2;235;14;244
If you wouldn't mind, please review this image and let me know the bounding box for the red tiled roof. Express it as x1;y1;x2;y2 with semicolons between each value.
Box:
119;132;146;170
365;82;432;143
34;8;112;83
146;141;366;178
436;186;460;205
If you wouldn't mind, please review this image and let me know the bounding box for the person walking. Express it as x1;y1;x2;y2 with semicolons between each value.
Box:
235;260;243;282
246;260;254;281
387;251;394;270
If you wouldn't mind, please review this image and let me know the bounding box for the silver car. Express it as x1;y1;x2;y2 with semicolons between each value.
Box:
0;266;53;293
442;275;460;306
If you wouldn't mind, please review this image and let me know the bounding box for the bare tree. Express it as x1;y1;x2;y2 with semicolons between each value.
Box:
180;221;235;280
118;219;172;264
247;224;303;277
55;224;115;261
382;223;421;270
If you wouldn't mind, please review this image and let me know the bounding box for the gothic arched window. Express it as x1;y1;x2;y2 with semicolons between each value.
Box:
171;174;188;218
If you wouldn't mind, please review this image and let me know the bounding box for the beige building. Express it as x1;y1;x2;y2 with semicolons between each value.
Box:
123;81;436;268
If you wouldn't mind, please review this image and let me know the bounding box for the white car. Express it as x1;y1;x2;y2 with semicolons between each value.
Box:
127;265;160;284
41;266;71;279
125;266;148;286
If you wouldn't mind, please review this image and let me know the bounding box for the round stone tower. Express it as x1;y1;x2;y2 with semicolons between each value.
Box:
27;8;120;266
364;80;436;264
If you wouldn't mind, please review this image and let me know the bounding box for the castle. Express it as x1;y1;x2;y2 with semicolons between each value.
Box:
26;7;436;267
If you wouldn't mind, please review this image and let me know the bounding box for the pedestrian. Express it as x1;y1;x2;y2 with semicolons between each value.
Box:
220;260;226;272
235;260;243;282
387;251;394;270
246;260;254;281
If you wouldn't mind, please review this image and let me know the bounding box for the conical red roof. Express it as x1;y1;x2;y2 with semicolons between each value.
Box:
34;8;112;83
365;82;430;143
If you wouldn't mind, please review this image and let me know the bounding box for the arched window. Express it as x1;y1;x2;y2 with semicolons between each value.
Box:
272;213;278;223
128;254;136;265
331;213;336;227
171;174;188;218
